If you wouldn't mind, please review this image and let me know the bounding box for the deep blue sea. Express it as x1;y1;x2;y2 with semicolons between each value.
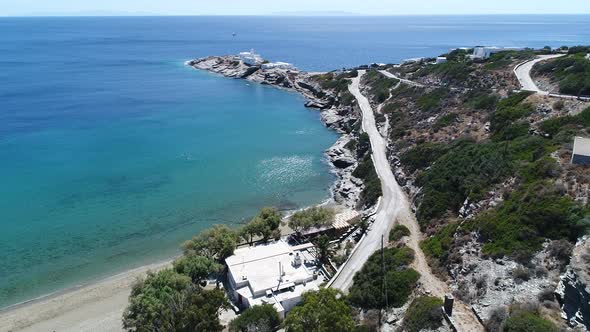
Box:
1;15;589;308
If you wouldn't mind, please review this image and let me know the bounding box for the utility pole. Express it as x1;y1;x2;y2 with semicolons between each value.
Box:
382;235;388;308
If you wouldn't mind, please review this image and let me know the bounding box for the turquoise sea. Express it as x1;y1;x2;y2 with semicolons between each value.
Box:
1;15;590;308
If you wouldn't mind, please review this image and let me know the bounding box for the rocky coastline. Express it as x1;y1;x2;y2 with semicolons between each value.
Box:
187;55;362;208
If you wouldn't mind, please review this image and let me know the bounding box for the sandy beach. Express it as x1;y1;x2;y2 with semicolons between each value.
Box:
0;260;172;332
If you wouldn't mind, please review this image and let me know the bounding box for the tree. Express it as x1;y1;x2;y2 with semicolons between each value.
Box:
283;288;355;332
240;207;283;244
228;304;281;332
123;269;229;332
123;269;191;331
173;255;221;284
402;296;444;332
288;207;335;233
182;225;238;260
314;235;335;266
348;246;420;309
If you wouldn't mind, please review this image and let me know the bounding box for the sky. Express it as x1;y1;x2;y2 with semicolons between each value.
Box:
1;0;590;16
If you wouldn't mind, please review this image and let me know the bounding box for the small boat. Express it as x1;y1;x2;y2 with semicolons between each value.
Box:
232;32;237;37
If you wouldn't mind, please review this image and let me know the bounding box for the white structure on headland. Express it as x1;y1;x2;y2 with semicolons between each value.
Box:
401;57;426;65
585;54;590;60
435;56;448;64
470;46;525;60
225;240;322;319
239;49;263;66
261;61;296;71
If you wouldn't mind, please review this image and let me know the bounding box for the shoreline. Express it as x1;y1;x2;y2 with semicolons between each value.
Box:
0;259;173;332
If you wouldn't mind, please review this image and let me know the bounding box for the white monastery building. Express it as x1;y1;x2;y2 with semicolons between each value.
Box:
225;240;322;319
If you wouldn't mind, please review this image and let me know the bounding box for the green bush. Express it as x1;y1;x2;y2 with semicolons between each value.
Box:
283;288;355;332
389;224;411;241
490;103;533;134
229;304;281;332
534;54;590;96
433;113;459;130
364;70;399;103
402;296;444;332
465;91;499;110
416;88;449;112
353;155;382;207
400;143;449;172
416;139;514;224
349;246;420;309
504;310;559;332
421;223;459;261
472;182;589;259
417;61;473;82
539;106;590;136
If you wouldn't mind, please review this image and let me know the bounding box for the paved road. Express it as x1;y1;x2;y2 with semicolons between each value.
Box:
330;71;405;291
330;71;484;332
514;54;565;93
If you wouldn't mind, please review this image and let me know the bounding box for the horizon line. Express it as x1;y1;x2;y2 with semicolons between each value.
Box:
2;13;590;18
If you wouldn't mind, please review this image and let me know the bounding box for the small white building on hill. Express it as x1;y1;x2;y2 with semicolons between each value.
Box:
239;49;263;66
572;137;590;165
471;46;525;60
225;240;322;318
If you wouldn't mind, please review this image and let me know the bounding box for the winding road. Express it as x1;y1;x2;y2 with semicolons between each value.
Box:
330;71;484;332
513;54;565;93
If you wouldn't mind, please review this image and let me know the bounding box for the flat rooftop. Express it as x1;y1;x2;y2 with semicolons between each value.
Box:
226;241;316;295
573;137;590;157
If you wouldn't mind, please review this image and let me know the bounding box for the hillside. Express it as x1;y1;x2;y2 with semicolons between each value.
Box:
318;47;590;331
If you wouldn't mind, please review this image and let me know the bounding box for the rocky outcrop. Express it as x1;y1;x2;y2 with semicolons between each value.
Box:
188;55;362;208
449;238;562;323
556;236;590;330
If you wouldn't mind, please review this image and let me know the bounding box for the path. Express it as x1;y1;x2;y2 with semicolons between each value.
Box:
331;71;484;332
379;70;425;88
513;54;565;93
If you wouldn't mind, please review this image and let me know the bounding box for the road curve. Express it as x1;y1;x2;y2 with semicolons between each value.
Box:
330;71;484;332
329;71;405;291
514;54;565;93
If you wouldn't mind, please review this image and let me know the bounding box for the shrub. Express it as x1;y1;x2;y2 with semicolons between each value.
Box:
353;155;382;207
504;310;558;332
534;54;590;96
389;224;411;241
182;225;238;260
283;288;355;332
416;139;514;224
288;207;335;232
421;223;458;263
349;246;419;309
400;142;449;172
228;304;281;332
416;88;449;112
512;266;532;283
547;239;574;267
485;307;508;332
473;182;588;259
465;91;499;110
364;70;399;103
539;106;590;136
401;296;444;332
433;113;459;130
